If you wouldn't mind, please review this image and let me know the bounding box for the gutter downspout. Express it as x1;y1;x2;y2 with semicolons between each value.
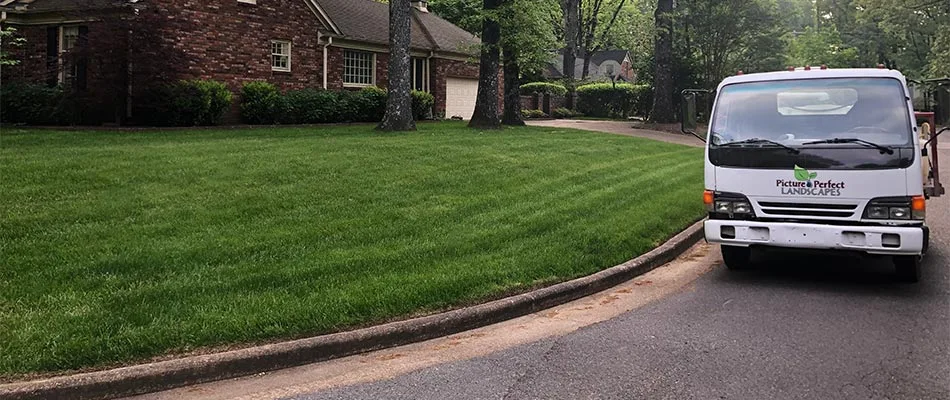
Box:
426;50;433;93
322;35;332;90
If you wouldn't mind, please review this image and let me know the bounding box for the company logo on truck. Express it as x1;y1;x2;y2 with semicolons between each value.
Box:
775;166;845;196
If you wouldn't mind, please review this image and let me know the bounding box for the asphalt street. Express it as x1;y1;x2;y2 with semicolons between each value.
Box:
290;150;950;400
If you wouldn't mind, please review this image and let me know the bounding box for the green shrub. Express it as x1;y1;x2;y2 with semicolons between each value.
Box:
193;80;233;125
137;79;232;126
350;86;387;122
521;109;549;119
552;107;582;119
241;81;284;124
520;82;568;96
411;90;435;120
0;82;66;125
284;88;341;124
576;83;650;118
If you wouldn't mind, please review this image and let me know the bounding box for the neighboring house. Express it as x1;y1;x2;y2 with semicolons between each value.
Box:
545;50;636;83
1;0;497;123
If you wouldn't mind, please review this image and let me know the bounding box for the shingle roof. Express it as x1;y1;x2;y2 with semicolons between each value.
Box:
0;0;123;13
316;0;479;55
589;50;629;66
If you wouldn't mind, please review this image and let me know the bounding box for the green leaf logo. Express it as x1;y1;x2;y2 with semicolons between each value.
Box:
794;165;812;181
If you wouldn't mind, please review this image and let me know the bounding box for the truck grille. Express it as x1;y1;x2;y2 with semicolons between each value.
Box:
757;202;858;218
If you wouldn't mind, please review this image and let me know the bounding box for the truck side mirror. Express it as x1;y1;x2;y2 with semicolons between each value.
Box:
680;90;706;142
681;92;698;133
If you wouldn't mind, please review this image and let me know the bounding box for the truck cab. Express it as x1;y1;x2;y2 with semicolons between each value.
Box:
686;67;944;282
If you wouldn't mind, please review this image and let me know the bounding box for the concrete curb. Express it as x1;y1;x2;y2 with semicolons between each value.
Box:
0;220;706;400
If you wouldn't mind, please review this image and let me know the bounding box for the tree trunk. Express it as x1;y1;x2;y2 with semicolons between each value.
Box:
561;0;580;109
377;0;415;131
581;52;593;79
468;0;502;129
501;44;524;126
650;0;676;123
561;0;580;80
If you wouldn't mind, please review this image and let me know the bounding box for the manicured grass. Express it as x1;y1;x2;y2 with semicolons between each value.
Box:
0;122;704;377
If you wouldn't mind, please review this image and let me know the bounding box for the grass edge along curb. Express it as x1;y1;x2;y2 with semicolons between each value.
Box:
0;220;706;400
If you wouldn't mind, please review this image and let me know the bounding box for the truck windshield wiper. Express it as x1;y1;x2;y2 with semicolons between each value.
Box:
715;138;800;154
802;138;894;154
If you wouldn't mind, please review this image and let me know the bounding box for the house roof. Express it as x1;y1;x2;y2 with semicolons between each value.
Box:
589;50;629;65
545;49;632;79
316;0;479;55
0;0;123;13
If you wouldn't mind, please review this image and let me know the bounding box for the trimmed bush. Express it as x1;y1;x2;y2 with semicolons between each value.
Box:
241;81;284;125
0;82;66;125
411;90;435;120
520;82;568;96
349;86;389;122
194;80;233;125
137;79;232;126
552;107;582;119
521;109;549;119
576;83;650;118
284;88;340;124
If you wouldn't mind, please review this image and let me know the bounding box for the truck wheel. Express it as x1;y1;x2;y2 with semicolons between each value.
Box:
894;255;921;283
721;245;752;270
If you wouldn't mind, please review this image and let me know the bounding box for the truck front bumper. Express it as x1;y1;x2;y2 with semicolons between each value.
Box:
704;220;925;255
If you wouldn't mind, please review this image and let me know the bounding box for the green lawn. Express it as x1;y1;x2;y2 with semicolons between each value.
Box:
0;122;703;377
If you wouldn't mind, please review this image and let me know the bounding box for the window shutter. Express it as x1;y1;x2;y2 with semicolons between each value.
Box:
46;27;59;87
76;26;89;91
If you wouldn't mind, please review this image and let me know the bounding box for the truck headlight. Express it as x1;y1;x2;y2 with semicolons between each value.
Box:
707;192;755;219
733;202;752;214
889;207;910;220
866;206;889;219
715;201;733;213
864;197;923;220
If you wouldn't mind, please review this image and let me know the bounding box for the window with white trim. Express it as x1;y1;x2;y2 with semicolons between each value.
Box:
271;40;291;72
343;50;375;86
412;57;429;92
59;26;80;85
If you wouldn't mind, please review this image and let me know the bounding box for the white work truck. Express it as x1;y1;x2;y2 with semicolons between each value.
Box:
682;67;945;282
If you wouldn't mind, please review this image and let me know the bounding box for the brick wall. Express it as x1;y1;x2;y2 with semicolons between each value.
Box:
140;0;327;122
5;15;133;124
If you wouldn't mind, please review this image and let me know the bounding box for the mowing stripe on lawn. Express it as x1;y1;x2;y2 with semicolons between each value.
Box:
0;123;703;377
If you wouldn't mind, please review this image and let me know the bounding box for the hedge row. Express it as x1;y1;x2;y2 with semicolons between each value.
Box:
2;80;434;127
0;83;107;125
520;82;568;96
576;83;652;119
137;80;233;127
240;81;435;125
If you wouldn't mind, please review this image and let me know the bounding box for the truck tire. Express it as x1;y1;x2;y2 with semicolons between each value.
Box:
894;255;921;283
721;245;752;270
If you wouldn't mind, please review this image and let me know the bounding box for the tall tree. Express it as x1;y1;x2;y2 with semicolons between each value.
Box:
501;44;524;125
469;0;503;129
579;0;628;79
378;0;416;131
650;0;675;122
498;0;557;125
561;0;581;79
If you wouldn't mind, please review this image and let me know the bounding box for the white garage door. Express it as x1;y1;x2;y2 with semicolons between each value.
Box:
445;77;479;120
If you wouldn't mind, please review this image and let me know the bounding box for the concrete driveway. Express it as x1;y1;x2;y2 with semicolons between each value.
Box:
527;119;705;147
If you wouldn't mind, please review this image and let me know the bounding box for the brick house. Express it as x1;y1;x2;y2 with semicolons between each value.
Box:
1;0;496;124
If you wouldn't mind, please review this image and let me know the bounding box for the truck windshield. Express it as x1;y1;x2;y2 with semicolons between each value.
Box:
707;77;914;170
